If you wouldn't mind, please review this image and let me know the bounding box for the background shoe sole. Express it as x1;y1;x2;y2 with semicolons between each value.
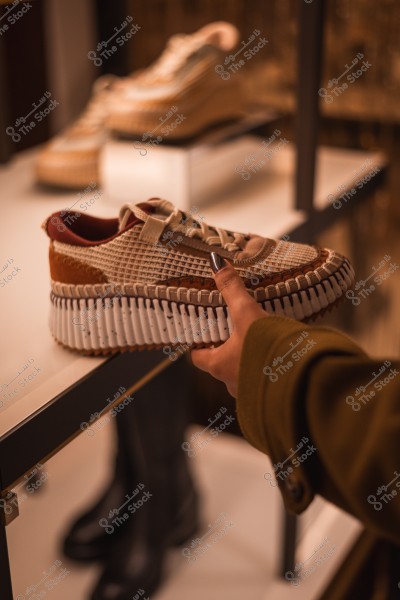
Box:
36;156;98;189
107;86;245;140
49;255;354;355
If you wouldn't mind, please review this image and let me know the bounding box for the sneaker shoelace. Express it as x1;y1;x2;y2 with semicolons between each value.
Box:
120;200;245;252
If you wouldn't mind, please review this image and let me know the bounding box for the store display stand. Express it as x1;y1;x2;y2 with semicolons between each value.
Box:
0;352;174;599
0;148;385;600
276;1;387;595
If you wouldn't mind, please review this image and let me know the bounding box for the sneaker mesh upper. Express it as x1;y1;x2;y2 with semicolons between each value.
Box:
52;225;319;286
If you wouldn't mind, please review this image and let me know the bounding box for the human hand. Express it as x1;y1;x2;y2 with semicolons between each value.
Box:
191;253;267;398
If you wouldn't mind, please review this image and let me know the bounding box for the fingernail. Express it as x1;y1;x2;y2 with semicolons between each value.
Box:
210;252;226;273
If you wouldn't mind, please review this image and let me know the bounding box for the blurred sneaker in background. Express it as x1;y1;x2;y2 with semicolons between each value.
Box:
35;75;118;189
107;21;246;141
35;22;246;189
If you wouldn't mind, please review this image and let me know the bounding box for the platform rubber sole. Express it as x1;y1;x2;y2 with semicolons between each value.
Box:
49;260;354;355
36;160;98;189
107;85;245;140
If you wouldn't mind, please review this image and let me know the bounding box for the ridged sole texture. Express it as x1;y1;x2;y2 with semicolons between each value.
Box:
49;259;355;356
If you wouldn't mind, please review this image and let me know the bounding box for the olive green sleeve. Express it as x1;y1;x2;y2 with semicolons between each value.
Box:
237;316;400;545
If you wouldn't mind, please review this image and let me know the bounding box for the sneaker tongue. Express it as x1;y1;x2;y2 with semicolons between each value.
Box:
118;199;175;232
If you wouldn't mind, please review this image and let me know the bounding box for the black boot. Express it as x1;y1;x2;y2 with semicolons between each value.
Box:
63;361;198;563
62;410;137;562
91;356;199;600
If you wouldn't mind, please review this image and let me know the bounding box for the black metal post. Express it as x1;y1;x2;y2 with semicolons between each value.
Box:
295;0;326;215
281;0;326;577
280;511;298;579
0;33;11;164
0;519;14;600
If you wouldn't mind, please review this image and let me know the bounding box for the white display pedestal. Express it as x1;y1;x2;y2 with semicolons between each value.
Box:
100;112;278;211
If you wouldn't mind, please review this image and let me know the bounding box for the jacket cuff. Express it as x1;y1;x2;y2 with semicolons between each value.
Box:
237;316;363;514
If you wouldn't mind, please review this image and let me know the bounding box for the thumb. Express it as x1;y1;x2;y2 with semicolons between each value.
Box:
210;252;260;322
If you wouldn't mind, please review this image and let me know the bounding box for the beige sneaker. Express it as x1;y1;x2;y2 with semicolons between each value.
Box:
106;21;246;140
35;75;118;188
43;199;355;355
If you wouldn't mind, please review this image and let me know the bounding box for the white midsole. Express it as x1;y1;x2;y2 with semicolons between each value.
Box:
49;261;354;352
50;295;232;351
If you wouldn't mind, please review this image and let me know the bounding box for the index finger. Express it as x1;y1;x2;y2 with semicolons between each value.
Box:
212;256;259;322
